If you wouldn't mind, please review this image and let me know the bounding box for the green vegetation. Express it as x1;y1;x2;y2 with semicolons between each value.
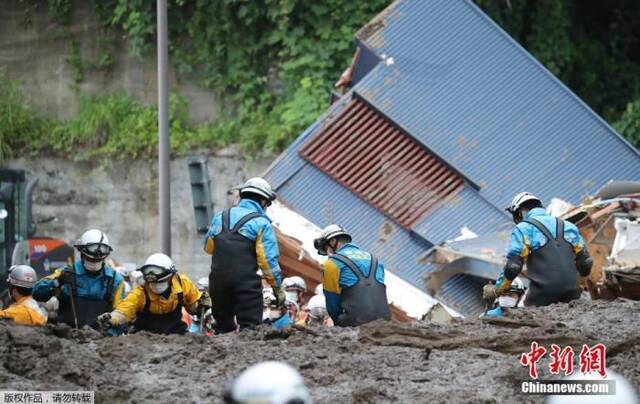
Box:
476;0;640;146
3;0;640;163
614;100;640;148
2;1;390;161
0;75;235;162
95;0;389;152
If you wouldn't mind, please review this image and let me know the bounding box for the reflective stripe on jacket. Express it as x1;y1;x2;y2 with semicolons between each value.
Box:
203;198;282;288
114;273;202;322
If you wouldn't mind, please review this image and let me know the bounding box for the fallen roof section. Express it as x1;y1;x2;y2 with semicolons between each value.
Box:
268;201;449;319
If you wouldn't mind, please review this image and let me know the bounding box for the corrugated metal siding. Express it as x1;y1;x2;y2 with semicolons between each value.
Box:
438;273;487;316
300;98;464;228
266;94;354;190
275;163;435;287
354;0;640;208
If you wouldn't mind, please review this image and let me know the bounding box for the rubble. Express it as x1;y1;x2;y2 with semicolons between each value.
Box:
1;298;638;403
424;181;640;315
561;183;640;300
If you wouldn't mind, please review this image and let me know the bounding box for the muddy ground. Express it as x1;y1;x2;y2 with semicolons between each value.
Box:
1;298;638;403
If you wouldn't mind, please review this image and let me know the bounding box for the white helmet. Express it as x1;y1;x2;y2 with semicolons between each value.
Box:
7;265;38;288
507;192;542;214
129;270;145;288
239;177;277;202
197;277;209;291
314;284;323;295
263;287;276;306
224;361;311;404
498;277;527;308
509;277;525;293
282;276;307;292
139;253;176;283
314;224;352;255
74;229;112;259
306;294;327;320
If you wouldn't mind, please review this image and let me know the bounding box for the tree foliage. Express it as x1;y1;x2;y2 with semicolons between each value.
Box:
95;0;390;151
6;0;640;162
476;0;640;147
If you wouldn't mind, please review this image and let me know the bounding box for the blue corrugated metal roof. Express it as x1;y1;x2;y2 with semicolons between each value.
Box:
266;0;640;316
412;186;507;243
354;0;640;208
439;273;487;316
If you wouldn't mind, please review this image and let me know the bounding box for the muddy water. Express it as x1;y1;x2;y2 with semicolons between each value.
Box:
0;299;638;403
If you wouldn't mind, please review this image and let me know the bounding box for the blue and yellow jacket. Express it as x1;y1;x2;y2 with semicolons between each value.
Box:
322;243;385;322
507;207;586;260
203;198;282;288
33;261;126;307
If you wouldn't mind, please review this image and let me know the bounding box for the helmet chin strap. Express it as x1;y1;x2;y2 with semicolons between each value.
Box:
513;209;523;224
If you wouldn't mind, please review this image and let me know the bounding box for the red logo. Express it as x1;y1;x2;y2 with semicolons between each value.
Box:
520;341;547;379
549;344;574;376
579;343;607;378
521;342;607;379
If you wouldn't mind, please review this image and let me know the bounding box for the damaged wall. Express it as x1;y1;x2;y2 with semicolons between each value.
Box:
6;150;272;279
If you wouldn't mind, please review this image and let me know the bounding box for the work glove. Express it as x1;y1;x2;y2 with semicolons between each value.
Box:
482;283;497;301
55;270;75;288
97;311;126;330
198;291;212;310
96;312;113;330
274;286;287;308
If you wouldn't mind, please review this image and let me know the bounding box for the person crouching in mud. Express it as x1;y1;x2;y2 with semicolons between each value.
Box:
483;277;526;317
483;193;593;308
0;265;48;326
315;224;391;327
97;253;211;335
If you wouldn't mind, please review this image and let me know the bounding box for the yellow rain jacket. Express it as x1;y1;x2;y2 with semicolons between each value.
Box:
114;273;202;322
0;295;48;326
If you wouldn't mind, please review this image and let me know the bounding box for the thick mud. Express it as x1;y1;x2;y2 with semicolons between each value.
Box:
1;299;638;403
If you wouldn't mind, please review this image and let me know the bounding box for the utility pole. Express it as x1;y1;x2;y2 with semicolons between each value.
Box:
157;0;171;255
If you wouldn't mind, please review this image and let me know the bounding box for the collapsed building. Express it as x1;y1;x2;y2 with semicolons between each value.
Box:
184;0;640;319
259;0;640;318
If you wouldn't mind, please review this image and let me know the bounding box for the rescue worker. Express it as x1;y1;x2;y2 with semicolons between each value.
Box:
483;277;526;317
32;229;125;331
114;262;137;296
204;177;285;333
315;224;391;326
282;276;307;325
223;361;311;404
0;265;47;326
262;287;277;323
188;277;213;334
97;253;210;335
483;193;593;307
282;276;306;307
304;285;332;327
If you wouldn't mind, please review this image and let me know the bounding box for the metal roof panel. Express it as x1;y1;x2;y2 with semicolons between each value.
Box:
354;0;640;207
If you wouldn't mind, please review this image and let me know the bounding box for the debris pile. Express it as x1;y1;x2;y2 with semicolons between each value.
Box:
561;181;640;300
